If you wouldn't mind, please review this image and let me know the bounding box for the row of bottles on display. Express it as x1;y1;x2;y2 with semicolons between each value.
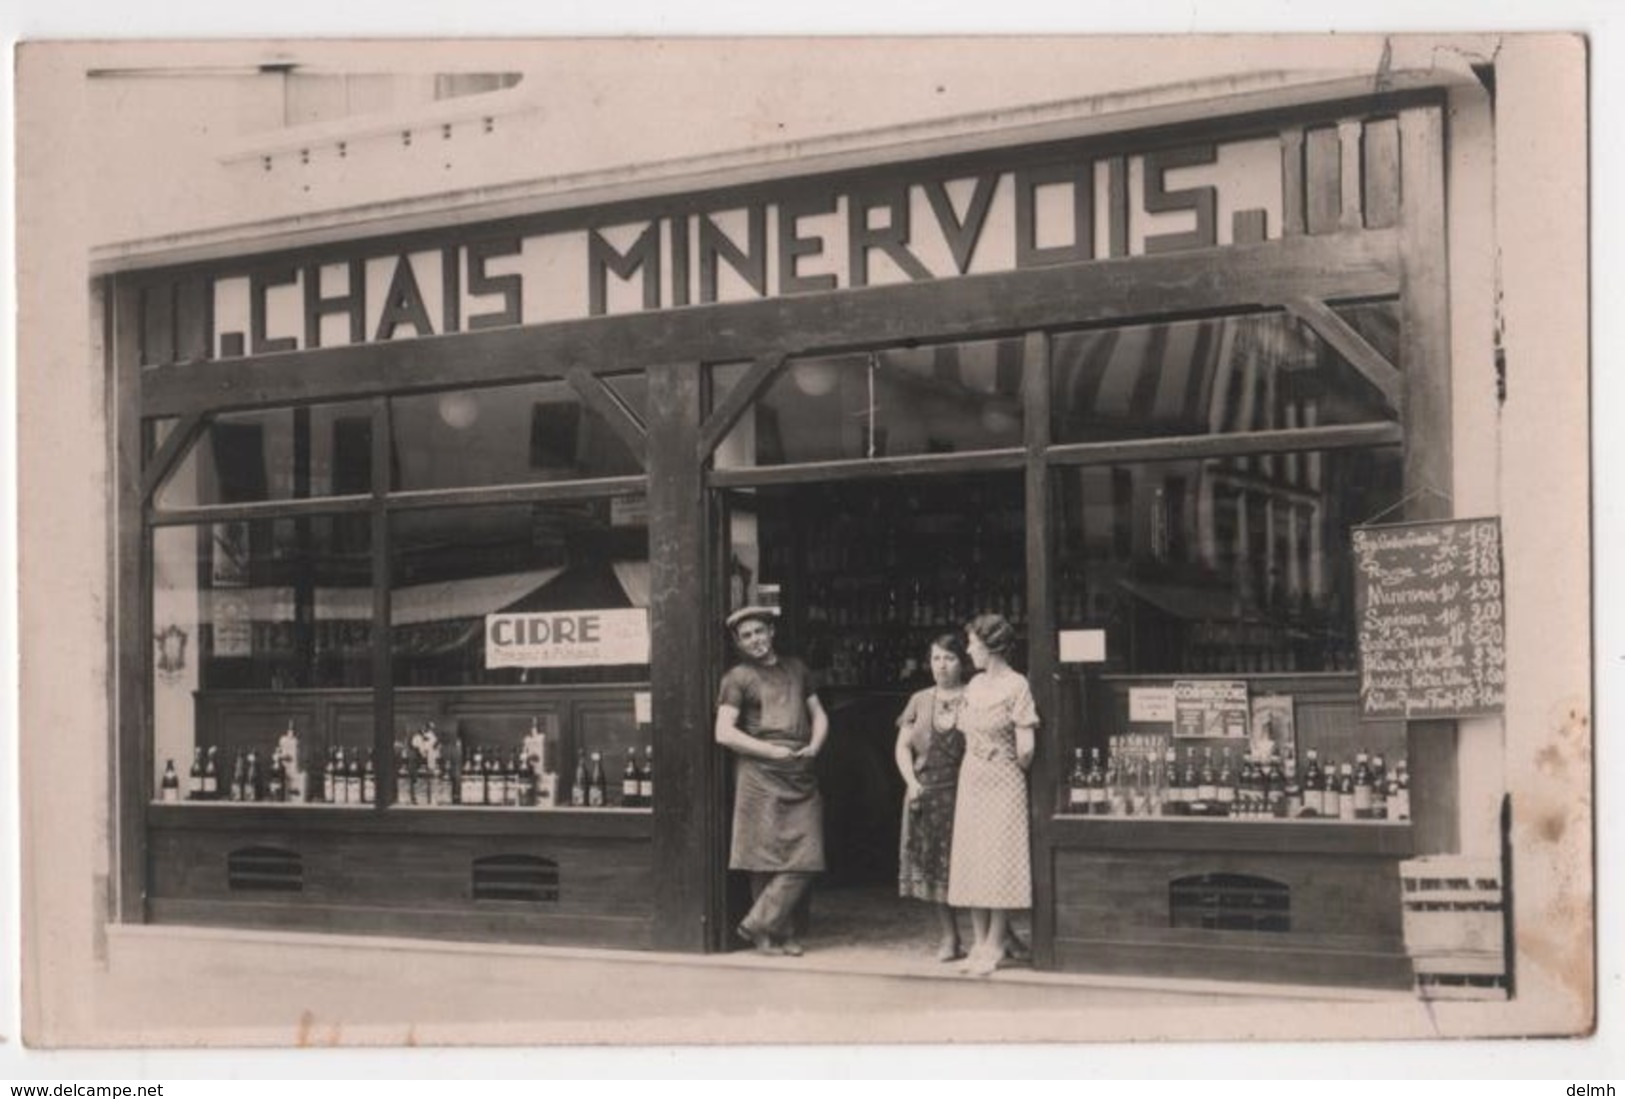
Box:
1064;736;1411;822
567;746;655;809
158;720;653;809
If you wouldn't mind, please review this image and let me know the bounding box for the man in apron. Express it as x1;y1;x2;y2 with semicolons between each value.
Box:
714;605;828;956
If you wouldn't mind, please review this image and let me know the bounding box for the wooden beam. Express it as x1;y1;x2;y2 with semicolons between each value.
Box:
148;494;372;527
1281;127;1307;237
1022;330;1058;971
1284;295;1405;416
646;362;713;953
1047;422;1403;468
139;412;207;506
370;396;395;812
707;447;1025;489
382;476;648;513
111;275;149;924
142;230;1402;418
696;352;786;464
1396;104;1459;858
566;365;648;466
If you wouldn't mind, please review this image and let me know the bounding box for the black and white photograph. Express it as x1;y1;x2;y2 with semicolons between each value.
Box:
8;23;1611;1078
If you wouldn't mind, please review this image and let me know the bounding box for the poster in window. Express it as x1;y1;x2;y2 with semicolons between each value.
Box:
1172;679;1249;739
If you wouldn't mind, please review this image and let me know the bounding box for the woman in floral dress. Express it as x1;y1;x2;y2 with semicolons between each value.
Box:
947;613;1038;976
893;633;970;961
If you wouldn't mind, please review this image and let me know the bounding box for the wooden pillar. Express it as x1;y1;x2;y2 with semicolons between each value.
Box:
113;275;149;923
1399;103;1460;855
1022;331;1057;969
647;362;717;951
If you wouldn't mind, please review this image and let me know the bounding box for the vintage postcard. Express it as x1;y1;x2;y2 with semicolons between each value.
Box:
11;32;1600;1072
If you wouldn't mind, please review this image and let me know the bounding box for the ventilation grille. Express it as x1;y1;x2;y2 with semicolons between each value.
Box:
226;846;303;893
472;854;560;903
1170;872;1289;932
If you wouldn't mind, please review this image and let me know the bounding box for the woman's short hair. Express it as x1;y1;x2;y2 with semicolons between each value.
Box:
966;613;1018;657
927;632;971;673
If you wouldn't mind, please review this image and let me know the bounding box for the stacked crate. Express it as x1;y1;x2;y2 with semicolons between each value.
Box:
1399;856;1509;1000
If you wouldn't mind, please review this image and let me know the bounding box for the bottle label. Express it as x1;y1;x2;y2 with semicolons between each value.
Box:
1304;789;1323;815
1354;787;1372;812
161;786;179;803
623;779;639;800
639;779;653;800
588;787;605;807
1068;787;1088;807
1198;782;1217;801
189;776;203;796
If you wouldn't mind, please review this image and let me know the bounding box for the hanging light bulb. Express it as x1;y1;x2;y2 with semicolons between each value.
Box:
790;359;840;397
437;391;480;429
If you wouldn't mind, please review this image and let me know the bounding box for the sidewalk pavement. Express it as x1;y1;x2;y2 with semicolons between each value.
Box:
83;922;1458;1050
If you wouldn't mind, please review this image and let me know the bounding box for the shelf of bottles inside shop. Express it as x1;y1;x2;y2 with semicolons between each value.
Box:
811;578;1027;688
1062;735;1411;823
155;721;655;811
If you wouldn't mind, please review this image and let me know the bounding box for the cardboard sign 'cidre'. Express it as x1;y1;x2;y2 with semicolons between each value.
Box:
1353;517;1506;720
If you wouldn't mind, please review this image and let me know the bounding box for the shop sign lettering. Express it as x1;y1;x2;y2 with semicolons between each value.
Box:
486;608;650;668
206;136;1284;358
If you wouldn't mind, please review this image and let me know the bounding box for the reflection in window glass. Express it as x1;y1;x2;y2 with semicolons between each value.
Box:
390;500;650;689
390;378;643;492
714;337;1025;467
155;402;376;509
1049;305;1401;446
1051;447;1402;674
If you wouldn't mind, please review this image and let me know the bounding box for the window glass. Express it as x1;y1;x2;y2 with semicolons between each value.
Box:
1049;304;1401;446
713;336;1026;467
150;516;374;798
1051;447;1403;675
154;401;376;509
389;499;650;689
389;376;643;492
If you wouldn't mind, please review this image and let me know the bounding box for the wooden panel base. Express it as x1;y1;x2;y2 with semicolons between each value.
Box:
148;809;655;950
1049;826;1414;990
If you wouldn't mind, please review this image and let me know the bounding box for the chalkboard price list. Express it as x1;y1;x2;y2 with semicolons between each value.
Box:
1353;517;1507;720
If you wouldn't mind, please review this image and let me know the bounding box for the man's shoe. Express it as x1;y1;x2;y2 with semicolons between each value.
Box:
779;937;805;957
735;922;783;955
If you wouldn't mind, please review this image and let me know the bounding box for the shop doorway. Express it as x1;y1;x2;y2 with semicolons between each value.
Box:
716;470;1030;958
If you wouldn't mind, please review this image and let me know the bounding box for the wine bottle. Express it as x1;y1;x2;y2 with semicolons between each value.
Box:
588;751;607;807
570;752;589;808
1284;750;1303;819
203;746;219;800
1302;749;1324;817
245;751;261;803
188;748;205;801
1337;762;1357;822
1370;753;1388;820
1353;751;1374;819
638;746;654;807
622;749;640;808
460;747;485;808
1087;748;1107;816
1067;748;1089;814
1217;750;1236;816
160;760;181;802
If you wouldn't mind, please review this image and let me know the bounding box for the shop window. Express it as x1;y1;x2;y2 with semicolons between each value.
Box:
712;336;1026;468
471;854;560;903
389;376;642;492
1169;872;1289;932
1049;304;1401;446
226;846;304;893
1051;449;1401;675
388;500;648;690
153;400;376;509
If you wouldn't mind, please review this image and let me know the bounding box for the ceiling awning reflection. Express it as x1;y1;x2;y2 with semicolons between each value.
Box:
198;562;650;628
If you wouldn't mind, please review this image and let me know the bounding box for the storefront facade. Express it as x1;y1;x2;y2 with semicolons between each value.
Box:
83;55;1560;1004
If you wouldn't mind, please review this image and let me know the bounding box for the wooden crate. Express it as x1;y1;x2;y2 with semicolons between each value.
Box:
1400;857;1507;1000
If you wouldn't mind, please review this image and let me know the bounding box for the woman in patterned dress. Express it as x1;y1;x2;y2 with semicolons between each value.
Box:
893;633;970;961
947;613;1038;976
